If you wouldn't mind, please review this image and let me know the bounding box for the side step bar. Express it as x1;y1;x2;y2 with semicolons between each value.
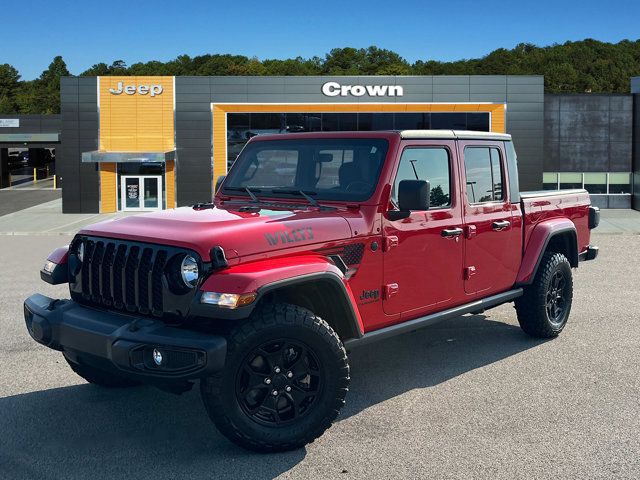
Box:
344;288;523;350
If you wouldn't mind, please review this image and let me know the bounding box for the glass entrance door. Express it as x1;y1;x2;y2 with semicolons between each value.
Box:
120;175;162;211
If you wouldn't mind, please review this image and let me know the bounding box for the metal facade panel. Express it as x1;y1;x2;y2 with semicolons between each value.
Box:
634;94;640;210
545;93;633;175
175;77;214;207
60;76;99;213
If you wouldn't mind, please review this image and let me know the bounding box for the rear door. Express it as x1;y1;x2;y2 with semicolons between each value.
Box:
459;141;520;296
381;140;466;319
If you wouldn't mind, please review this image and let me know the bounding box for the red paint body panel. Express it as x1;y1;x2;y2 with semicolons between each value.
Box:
47;246;69;264
60;131;595;338
380;140;465;327
200;255;342;294
79;205;352;262
200;255;364;333
521;190;591;254
458;140;522;297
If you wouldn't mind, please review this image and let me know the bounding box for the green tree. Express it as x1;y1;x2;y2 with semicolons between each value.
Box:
36;56;70;113
80;63;111;76
0;63;20;113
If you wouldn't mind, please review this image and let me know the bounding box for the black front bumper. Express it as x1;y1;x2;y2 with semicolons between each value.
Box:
24;294;227;384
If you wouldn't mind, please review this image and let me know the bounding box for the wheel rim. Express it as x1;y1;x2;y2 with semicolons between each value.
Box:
235;339;323;427
546;270;567;325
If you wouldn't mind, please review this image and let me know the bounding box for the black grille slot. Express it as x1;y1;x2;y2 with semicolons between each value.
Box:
124;246;140;310
137;248;153;313
72;238;176;318
90;241;105;302
81;240;95;297
101;243;116;305
112;244;127;308
151;250;167;314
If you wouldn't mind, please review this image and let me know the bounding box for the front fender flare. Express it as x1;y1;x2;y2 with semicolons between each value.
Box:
516;218;578;285
192;255;364;338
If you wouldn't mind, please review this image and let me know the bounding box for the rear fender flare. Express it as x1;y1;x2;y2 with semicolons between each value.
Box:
516;219;578;285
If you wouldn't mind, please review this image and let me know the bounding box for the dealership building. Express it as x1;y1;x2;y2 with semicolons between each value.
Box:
1;74;639;212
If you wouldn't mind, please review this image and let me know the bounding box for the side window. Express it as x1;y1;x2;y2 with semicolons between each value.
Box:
393;147;451;209
464;147;504;204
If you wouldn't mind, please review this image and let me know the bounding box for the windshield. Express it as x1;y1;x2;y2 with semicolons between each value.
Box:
222;138;389;202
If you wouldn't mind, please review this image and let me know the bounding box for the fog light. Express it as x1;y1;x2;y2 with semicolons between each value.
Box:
200;291;257;309
152;348;163;366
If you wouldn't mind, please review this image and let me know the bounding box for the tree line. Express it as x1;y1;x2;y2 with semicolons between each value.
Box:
1;39;639;115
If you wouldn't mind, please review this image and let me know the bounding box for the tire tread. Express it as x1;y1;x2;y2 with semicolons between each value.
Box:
201;302;349;452
515;251;573;338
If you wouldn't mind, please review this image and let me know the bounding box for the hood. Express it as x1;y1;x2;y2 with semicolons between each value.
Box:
78;205;353;261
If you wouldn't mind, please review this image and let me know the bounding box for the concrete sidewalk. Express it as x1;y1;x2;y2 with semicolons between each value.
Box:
0;197;638;235
0;199;141;235
0;189;61;217
593;208;640;234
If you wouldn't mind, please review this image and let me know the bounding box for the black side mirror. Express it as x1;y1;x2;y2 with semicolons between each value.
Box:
388;180;430;220
399;179;430;211
215;175;226;192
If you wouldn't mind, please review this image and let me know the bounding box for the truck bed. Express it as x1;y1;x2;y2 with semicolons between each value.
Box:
520;188;592;255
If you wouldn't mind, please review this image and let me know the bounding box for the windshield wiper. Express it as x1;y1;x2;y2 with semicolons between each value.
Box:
270;189;336;210
269;189;318;207
224;186;262;203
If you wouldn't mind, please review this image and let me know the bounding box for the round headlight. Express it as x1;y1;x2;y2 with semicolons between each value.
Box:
77;242;84;262
180;255;199;287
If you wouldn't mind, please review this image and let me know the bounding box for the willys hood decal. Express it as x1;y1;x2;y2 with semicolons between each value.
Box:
78;205;353;261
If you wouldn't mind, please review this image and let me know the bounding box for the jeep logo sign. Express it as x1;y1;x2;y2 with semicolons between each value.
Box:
109;81;163;97
321;81;403;97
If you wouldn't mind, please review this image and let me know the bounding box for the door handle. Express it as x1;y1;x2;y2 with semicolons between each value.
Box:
441;227;464;238
492;220;511;231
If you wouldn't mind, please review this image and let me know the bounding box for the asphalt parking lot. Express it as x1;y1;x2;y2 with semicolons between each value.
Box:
0;233;638;479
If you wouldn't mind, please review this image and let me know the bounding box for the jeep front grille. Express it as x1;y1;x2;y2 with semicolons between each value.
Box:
70;236;196;319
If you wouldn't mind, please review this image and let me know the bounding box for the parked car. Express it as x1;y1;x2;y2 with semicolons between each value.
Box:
25;130;599;452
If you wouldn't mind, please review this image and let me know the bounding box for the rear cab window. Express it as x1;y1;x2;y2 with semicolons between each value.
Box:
463;146;505;204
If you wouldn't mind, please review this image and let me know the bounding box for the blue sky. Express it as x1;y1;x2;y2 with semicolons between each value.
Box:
1;0;639;79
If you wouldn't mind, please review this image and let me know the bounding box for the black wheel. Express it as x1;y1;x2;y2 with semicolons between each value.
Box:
201;303;349;452
64;356;141;388
515;252;573;338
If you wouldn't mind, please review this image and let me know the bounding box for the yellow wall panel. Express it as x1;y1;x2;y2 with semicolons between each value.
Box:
211;103;506;192
99;163;117;213
99;76;174;152
99;76;175;210
166;160;175;208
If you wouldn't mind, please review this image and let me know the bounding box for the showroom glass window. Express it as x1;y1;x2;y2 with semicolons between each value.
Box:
226;112;490;167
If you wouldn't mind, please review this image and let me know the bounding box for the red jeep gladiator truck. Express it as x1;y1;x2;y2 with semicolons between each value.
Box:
24;130;599;452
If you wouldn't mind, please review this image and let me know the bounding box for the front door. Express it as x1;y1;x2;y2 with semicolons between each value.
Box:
121;175;162;211
459;142;520;296
382;141;466;319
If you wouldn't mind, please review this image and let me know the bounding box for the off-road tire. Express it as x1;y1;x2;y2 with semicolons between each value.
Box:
515;251;573;338
201;302;350;452
65;356;141;388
